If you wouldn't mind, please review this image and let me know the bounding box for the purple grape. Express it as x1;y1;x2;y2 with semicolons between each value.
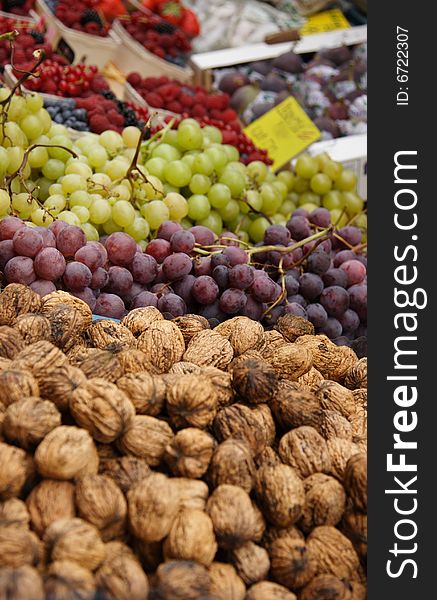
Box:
198;299;226;324
49;220;69;238
150;283;172;296
190;225;216;246
218;231;239;247
282;245;303;270
223;246;248;266
320;286;350;318
339;308;360;332
0;216;25;241
240;295;264;320
72;287;96;311
90;267;109;290
333;250;356;267
34;227;56;248
63;261;93;291
284;273;299;295
340;260;366;286
322;268;348;288
162;253;193;281
337;226;362;247
193;256;212;277
286;216;311;240
288;293;308;307
0;240;15;270
94;293;126;319
307;251;331;275
211;253;230;269
132;291;159;309
219;288;247;314
106;232;137;266
29;279;56;296
299;273;324;301
170;230;195;254
212;265;229;290
283;303;307;318
146;238;171;263
130;253;158;284
293;208;309;218
351;336;367;358
309;208;331;228
105;266;133;295
266;250;282;267
356;324;367;338
333;336;351;347
250;276;277;303
228;264;254;290
264;224;291;245
4;256;36;285
75;242;107;271
172;274;196;304
12;228;44;258
318;317;343;339
355;255;367;268
192;276;219;305
56;225;86;258
158;293;186;317
306;303;328;328
263;305;285;326
157;221;183;241
153;265;166;284
123;282;144;308
348;284;367;321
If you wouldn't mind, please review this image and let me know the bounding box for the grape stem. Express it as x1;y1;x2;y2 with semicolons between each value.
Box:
240;193;272;224
263;255;287;318
247;227;332;256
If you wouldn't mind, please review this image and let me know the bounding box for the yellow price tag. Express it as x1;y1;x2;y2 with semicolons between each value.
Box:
244;97;321;171
300;9;350;36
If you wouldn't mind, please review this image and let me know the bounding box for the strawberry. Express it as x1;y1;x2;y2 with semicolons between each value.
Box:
180;7;200;38
158;1;183;26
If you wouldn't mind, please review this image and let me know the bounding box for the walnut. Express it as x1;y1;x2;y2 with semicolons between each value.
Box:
208;562;245;600
163;508;217;566
299;575;353;600
344;453;367;512
300;473;346;533
206;484;259;549
341;509;367;561
45;303;92;351
269;535;316;589
306;526;360;580
203;366;234;407
121;306;164;336
0;498;29;529
231;542;270;585
344;358;367;390
278;426;331;479
252;403;276;445
97;443;120;460
13;312;52;344
231;355;278;404
66;344;95;366
165;428;215;478
96;551;149;600
297;367;324;391
38;365;87;412
295;336;357;381
3;398;61;450
275;314;315;342
172;478;209;511
245;581;297;600
26;480;76;536
261;524;304;550
183;330;233;369
99;456;150;494
0;283;41;326
0;442;34;500
0;368;40;407
104;540;137;562
44;517;106;569
152;560;211;600
118;415;174;466
263;342;312;380
44;560;96;600
318;410;353;441
350;581;366;600
128;473;179;542
352;388;367;409
167;375;218;429
35;426;98;480
0;325;25;359
71;379;135;443
327;438;361;481
215;316;264;356
350;405;367;446
117;348;160;375
255;464;304;527
88;320;135;351
316;381;356;419
0;357;11;372
255;446;282;469
13;341;68;380
77;349;124;382
173;314;210;345
117;372;166;416
136;320;185;373
271;381;323;430
213;404;267;457
0;565;44;600
262;330;288;352
41;291;92;314
251;501;266;542
169;361;201;375
0;527;41;568
134;539;163;571
208;439;255;493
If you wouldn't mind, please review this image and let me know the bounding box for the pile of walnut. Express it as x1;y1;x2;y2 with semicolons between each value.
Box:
0;283;367;600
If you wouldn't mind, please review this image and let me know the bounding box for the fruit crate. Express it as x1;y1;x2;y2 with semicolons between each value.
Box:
35;0;121;69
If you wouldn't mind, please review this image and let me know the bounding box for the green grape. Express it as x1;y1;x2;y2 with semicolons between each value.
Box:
44;194;67;215
277;170;295;191
141;200;170;230
298;192;321;207
22;162;31;180
299;202;320;213
271;214;287;226
342;191;364;215
65;161;93;179
81;222;99;241
87;145;108;168
191;153;214;176
124;217;150;241
122;148;135;163
260;184;282;216
0;189;10;215
181;154;196;170
219;169;246;198
71;205;90;224
322;190;344;210
248;217;270;243
225;161;247;177
3;121;27;147
122;126;141;148
6;147;25;174
36;108;52;134
112;200;136;227
221;144;239;162
89;198;112;224
164;160;192;187
198;210;223;235
137;240;147;251
202;126;222;144
187;194;210;220
355;213;367;230
107;196;118;206
90;173;112;190
10;178;21;194
177;123;203;150
28;146;48;169
323;160;343;181
181;217;193;229
62;174;87;194
162;129;182;148
48;123;68;138
205;147;228;172
293;176;310;193
272;180;288;200
48;135;74;161
26;93;44;112
69;190;92;208
295;154;318;179
335;169;357;191
310;173;332;195
315;152;331;170
99;130;123;153
102;217;120;235
247;160;268;184
330;209;348;228
227;214;250;234
163;183;179;195
49;183;63;196
218;199;239;222
152;143;181;162
0;147;10;176
143;176;164;200
111;184;131;202
145;157;167;180
7;95;26;121
35;177;52;202
31;208;53;226
164;192;188;220
105;159;128;181
11;193;31;214
279;198;297;217
208;183;231;209
243;189;263;213
189;174;211;195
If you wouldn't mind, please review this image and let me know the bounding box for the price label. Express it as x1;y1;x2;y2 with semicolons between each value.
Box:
300;9;350;36
244;97;321;171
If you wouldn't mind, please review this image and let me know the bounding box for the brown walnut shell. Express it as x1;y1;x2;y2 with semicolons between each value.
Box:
275;313;315;342
252;403;276;446
167;374;218;429
262;330;288;353
255;464;305;527
165;428;215;478
278;426;331;479
163;508;217;566
344;357;367;390
263;342;312;380
88;319;135;351
96;551;149;600
44;517;106;570
136;320;185;373
172;478;209;511
0;284;41;326
271;381;323;430
0;368;40;407
44;560;96;600
3;397;61;450
45;303;92;351
341;509;367;561
0;325;25;359
117;372;166;416
327;438;361;481
121;306;163;336
295;335;357;381
13;340;68;380
208;439;256;493
38;364;87;412
13;313;52;344
116;348;160;375
245;581;297;600
269;535;317;589
299;574;353;600
231;355;278;404
153;560;211;600
0;565;44;600
215;316;264;356
231;541;270;585
98;456;150;494
0;498;29;529
183;329;233;369
117;415;174;466
26;480;76;537
0;527;41;568
40;291;92;317
344;453;367;512
77;349;123;382
306;526;360;580
208;562;246;600
318;410;353;441
202;366;234;407
213;403;267;457
0;442;34;500
316;381;357;419
297;366;325;391
173;314;210;345
300;473;346;533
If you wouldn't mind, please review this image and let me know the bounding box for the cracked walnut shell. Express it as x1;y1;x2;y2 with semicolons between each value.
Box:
44;517;106;570
215;316;264;356
88;320;135;351
344;358;367;390
0;284;41;326
0;368;40;407
136;320;185;373
35;426;98;480
163;508;217;566
117;415;173;466
121;306;163;337
44;560;96;600
71;379;135;443
208;439;255;493
183;330;233;369
231;355;278;404
306;526;360;580
0;566;44;600
231;542;270;585
3;397;61;450
165;428;215;478
208;562;245;600
269;535;317;589
96;551;149;600
255;464;304;528
45;303;92;351
0;442;34;500
117;372;166;416
278;426;331;479
167;375;218;429
300;473;346;533
0;498;29;529
271;381;323;430
26;480;76;537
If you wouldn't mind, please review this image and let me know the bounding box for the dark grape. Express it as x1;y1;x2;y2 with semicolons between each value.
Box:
172;274;196;304
0;217;25;241
158;293;186;317
105;266;133;295
56;225;86;258
95;293;125;319
286;216;311;240
288;293;308;307
320;285;350;317
228;264;254;290
322;268;348;288
146;238;172;263
30;279;56;296
4;256;36;285
34;227;56;248
151;283;172;296
211;253;230;269
72;288;97;311
193;256;212;277
170;230;196;254
198;299;226;323
339;308;360;332
48;220;69;238
130;253;158;284
192;276;219;305
333;336;351;347
0;240;15;270
263;305;284;326
337;226;362;247
333;249;356;267
348;284;367;321
250;276;278;303
299;273;324;301
264;224;291;245
283;302;307;318
157;221;183;241
306;303;328;327
63;261;93;291
90;267;109;290
240;295;264;320
218;231;239;247
284;273;299;295
318;317;342;339
162;253;193;281
132;291;159;308
309;208;331;228
219;288;247;314
340;260;366;286
306;250;331;275
190;225;216;246
351;336;367;358
212;265;229;291
223;246;248;266
13;228;44;258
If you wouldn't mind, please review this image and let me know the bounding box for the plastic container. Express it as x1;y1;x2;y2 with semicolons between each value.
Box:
35;0;121;69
